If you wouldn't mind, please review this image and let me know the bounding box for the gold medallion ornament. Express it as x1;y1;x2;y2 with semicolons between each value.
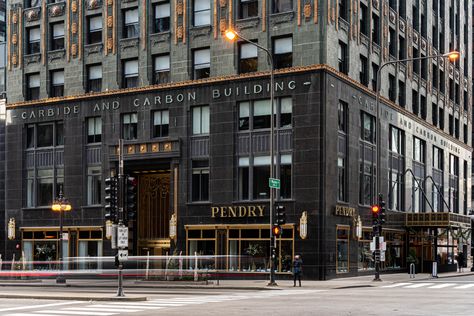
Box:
177;26;183;39
107;38;113;51
219;19;227;32
219;0;227;7
71;22;77;34
12;34;17;45
12;13;18;24
71;1;78;13
304;4;312;19
108;0;114;6
107;16;113;28
71;44;77;56
177;1;183;15
140;144;147;153
299;211;308;239
164;143;172;151
152;144;159;152
12;53;18;66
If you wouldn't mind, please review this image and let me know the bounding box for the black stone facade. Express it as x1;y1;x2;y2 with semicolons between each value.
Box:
2;67;472;280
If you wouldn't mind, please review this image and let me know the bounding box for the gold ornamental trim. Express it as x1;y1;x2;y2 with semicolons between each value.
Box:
177;1;183;15
71;0;77;13
219;0;226;7
297;0;301;26
12;33;17;45
71;22;78;34
12;53;17;66
108;0;113;5
304;4;311;20
177;26;183;39
71;43;77;56
12;13;18;24
140;144;147;153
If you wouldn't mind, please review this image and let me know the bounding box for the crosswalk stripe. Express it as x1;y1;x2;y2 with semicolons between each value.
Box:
34;310;117;316
428;283;457;289
62;307;142;313
454;284;474;289
108;302;185;307
5;314;67;316
0;302;82;312
382;283;412;288
88;304;164;310
404;283;435;288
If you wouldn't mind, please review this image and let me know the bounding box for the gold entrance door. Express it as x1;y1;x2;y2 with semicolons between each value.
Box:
138;173;171;256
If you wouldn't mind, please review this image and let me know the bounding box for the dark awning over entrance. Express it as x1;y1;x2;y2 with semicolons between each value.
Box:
405;213;472;229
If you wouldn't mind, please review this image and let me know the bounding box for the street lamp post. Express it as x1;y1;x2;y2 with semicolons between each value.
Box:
52;190;72;284
225;29;277;286
374;51;460;281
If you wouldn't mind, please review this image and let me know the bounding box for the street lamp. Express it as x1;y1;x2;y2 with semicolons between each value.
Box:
374;50;460;281
225;29;277;286
51;190;72;284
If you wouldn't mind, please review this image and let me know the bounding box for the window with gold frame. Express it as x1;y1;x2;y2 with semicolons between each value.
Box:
186;225;294;273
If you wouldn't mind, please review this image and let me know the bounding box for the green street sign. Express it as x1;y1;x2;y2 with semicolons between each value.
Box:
269;178;281;189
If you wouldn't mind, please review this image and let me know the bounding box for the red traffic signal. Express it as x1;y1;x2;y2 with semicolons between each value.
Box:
272;225;282;237
371;205;380;214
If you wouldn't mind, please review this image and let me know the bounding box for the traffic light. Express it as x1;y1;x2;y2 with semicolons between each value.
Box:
125;176;137;221
371;204;380;226
272;225;282;237
378;193;386;225
275;205;286;225
105;177;118;223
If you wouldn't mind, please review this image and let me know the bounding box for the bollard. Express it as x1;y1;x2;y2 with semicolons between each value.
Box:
431;261;438;278
409;263;416;279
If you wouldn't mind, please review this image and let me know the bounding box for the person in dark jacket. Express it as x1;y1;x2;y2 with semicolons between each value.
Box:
292;255;303;287
458;252;465;272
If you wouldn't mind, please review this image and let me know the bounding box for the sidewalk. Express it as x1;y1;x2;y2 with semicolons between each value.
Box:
0;271;472;301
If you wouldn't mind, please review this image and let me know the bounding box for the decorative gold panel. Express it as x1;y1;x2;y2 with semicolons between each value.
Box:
152;144;159;152
140;144;147;153
127;145;135;154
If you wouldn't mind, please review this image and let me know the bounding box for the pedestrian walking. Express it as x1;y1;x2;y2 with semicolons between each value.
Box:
458;252;465;273
292;255;303;287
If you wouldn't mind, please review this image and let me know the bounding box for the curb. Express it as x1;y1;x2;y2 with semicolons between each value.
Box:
0;294;147;301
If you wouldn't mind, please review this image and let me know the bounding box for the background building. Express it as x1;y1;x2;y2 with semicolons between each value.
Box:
2;0;473;279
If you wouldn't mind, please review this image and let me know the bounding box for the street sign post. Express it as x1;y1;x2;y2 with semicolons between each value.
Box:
118;249;128;261
117;226;128;248
269;178;280;189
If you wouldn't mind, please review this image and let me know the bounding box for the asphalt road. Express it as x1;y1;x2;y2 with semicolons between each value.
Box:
0;275;473;316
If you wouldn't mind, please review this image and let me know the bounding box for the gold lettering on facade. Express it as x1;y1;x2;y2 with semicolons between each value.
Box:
334;205;356;217
211;206;265;218
211;207;219;218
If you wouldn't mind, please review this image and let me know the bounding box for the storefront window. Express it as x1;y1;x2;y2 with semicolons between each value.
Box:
186;225;294;272
358;230;375;271
337;226;349;273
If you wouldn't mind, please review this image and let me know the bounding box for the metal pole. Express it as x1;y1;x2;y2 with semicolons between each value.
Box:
117;139;125;297
56;192;65;284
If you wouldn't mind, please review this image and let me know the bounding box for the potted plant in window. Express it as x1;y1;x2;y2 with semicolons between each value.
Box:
245;243;263;272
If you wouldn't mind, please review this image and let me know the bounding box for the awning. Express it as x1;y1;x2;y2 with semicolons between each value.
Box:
405;212;472;229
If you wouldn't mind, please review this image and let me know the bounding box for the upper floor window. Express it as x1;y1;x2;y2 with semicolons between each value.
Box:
153;110;170;138
239;0;258;19
87;117;102;144
371;13;380;45
192;106;210;135
123;59;139;88
193;0;211;26
413;137;425;163
360;55;369;86
273;37;292;69
51;23;65;51
338;41;348;74
239;42;258;73
193;48;210;79
50;70;64;98
27;73;40;101
154;55;171;84
154;2;171;33
87;16;103;45
239;97;292;130
87;167;102;206
361;112;376;144
87;64;102;93
360;3;369;36
433;146;443;170
124;9;139;38
27;27;41;55
272;0;293;13
122;113;138;140
27;121;64;149
27;0;42;8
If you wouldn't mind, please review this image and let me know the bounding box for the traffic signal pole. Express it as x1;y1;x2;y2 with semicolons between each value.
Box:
117;139;125;297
